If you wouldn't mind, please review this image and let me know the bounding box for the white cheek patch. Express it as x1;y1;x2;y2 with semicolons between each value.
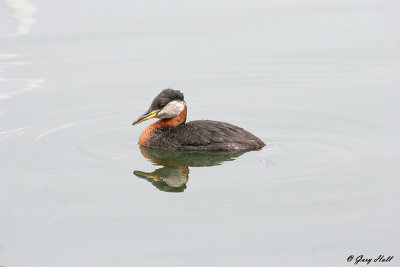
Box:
157;100;185;119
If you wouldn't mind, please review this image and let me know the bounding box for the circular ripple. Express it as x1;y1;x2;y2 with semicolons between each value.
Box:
255;108;383;179
28;106;387;181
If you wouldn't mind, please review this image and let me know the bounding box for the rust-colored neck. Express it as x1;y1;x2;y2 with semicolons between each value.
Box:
139;106;187;146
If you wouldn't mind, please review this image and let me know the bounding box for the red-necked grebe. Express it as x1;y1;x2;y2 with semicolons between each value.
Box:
132;89;265;151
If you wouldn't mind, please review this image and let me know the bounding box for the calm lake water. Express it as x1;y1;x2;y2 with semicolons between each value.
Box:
1;0;400;266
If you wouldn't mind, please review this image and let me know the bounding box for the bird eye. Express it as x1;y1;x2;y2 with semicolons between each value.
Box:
158;101;168;109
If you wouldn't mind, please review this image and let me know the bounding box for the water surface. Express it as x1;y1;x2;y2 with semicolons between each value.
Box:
1;0;400;266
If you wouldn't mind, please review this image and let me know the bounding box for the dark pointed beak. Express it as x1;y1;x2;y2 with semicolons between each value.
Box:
132;110;160;126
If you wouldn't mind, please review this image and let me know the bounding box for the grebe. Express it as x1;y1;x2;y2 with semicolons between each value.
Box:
132;89;265;151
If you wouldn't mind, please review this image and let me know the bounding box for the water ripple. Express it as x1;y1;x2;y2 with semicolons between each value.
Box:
0;78;43;99
0;127;27;140
2;0;37;38
35;122;80;141
20;106;381;183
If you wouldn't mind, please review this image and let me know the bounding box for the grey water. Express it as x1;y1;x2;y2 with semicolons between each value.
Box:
1;0;400;266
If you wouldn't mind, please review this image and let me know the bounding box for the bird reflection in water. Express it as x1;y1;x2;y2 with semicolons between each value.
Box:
134;146;245;192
